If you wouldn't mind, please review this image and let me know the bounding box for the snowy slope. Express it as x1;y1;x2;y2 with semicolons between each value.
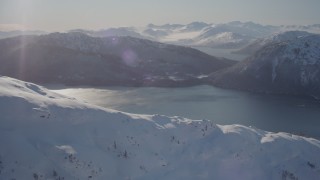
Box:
235;31;313;55
1;76;320;180
141;21;276;49
2;22;319;50
61;22;320;50
210;32;320;99
141;22;207;43
193;31;253;48
281;24;320;34
151;22;320;49
67;21;276;49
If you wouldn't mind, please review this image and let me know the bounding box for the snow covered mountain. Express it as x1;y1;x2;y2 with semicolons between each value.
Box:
69;27;147;39
1;76;320;179
64;22;279;49
2;22;320;51
281;24;320;34
67;22;320;51
141;21;276;49
192;31;253;48
180;22;210;32
0;32;235;87
209;32;320;99
234;31;313;55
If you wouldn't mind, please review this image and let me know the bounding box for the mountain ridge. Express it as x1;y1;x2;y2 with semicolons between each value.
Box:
3;21;320;50
0;32;235;87
209;32;320;99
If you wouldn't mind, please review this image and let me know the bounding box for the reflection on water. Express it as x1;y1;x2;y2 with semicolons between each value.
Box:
49;85;320;139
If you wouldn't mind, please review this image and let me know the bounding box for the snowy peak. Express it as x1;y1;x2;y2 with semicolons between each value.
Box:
234;31;314;55
142;28;169;38
281;34;320;65
182;22;210;31
227;21;276;30
147;21;320;49
193;30;254;48
1;76;320;179
269;31;312;42
244;31;320;65
210;32;320;99
1;21;320;51
147;23;184;30
281;24;320;34
184;21;278;48
69;27;146;39
209;22;276;38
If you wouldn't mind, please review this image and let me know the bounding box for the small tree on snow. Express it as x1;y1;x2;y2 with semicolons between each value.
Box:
124;150;128;158
113;141;117;149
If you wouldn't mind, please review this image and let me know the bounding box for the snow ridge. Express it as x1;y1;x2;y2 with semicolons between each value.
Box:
1;76;320;179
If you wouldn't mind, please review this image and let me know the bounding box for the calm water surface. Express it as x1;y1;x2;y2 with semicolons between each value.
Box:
49;85;320;139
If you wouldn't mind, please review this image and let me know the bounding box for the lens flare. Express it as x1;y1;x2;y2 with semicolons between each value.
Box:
121;49;139;67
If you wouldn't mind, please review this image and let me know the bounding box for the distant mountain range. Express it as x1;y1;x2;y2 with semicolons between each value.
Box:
209;31;320;99
1;21;320;50
1;23;320;100
234;31;313;55
0;32;235;87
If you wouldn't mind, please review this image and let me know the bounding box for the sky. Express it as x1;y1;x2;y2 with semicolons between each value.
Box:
0;0;320;31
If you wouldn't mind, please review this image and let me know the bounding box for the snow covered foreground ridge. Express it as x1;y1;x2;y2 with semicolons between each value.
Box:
0;77;320;180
